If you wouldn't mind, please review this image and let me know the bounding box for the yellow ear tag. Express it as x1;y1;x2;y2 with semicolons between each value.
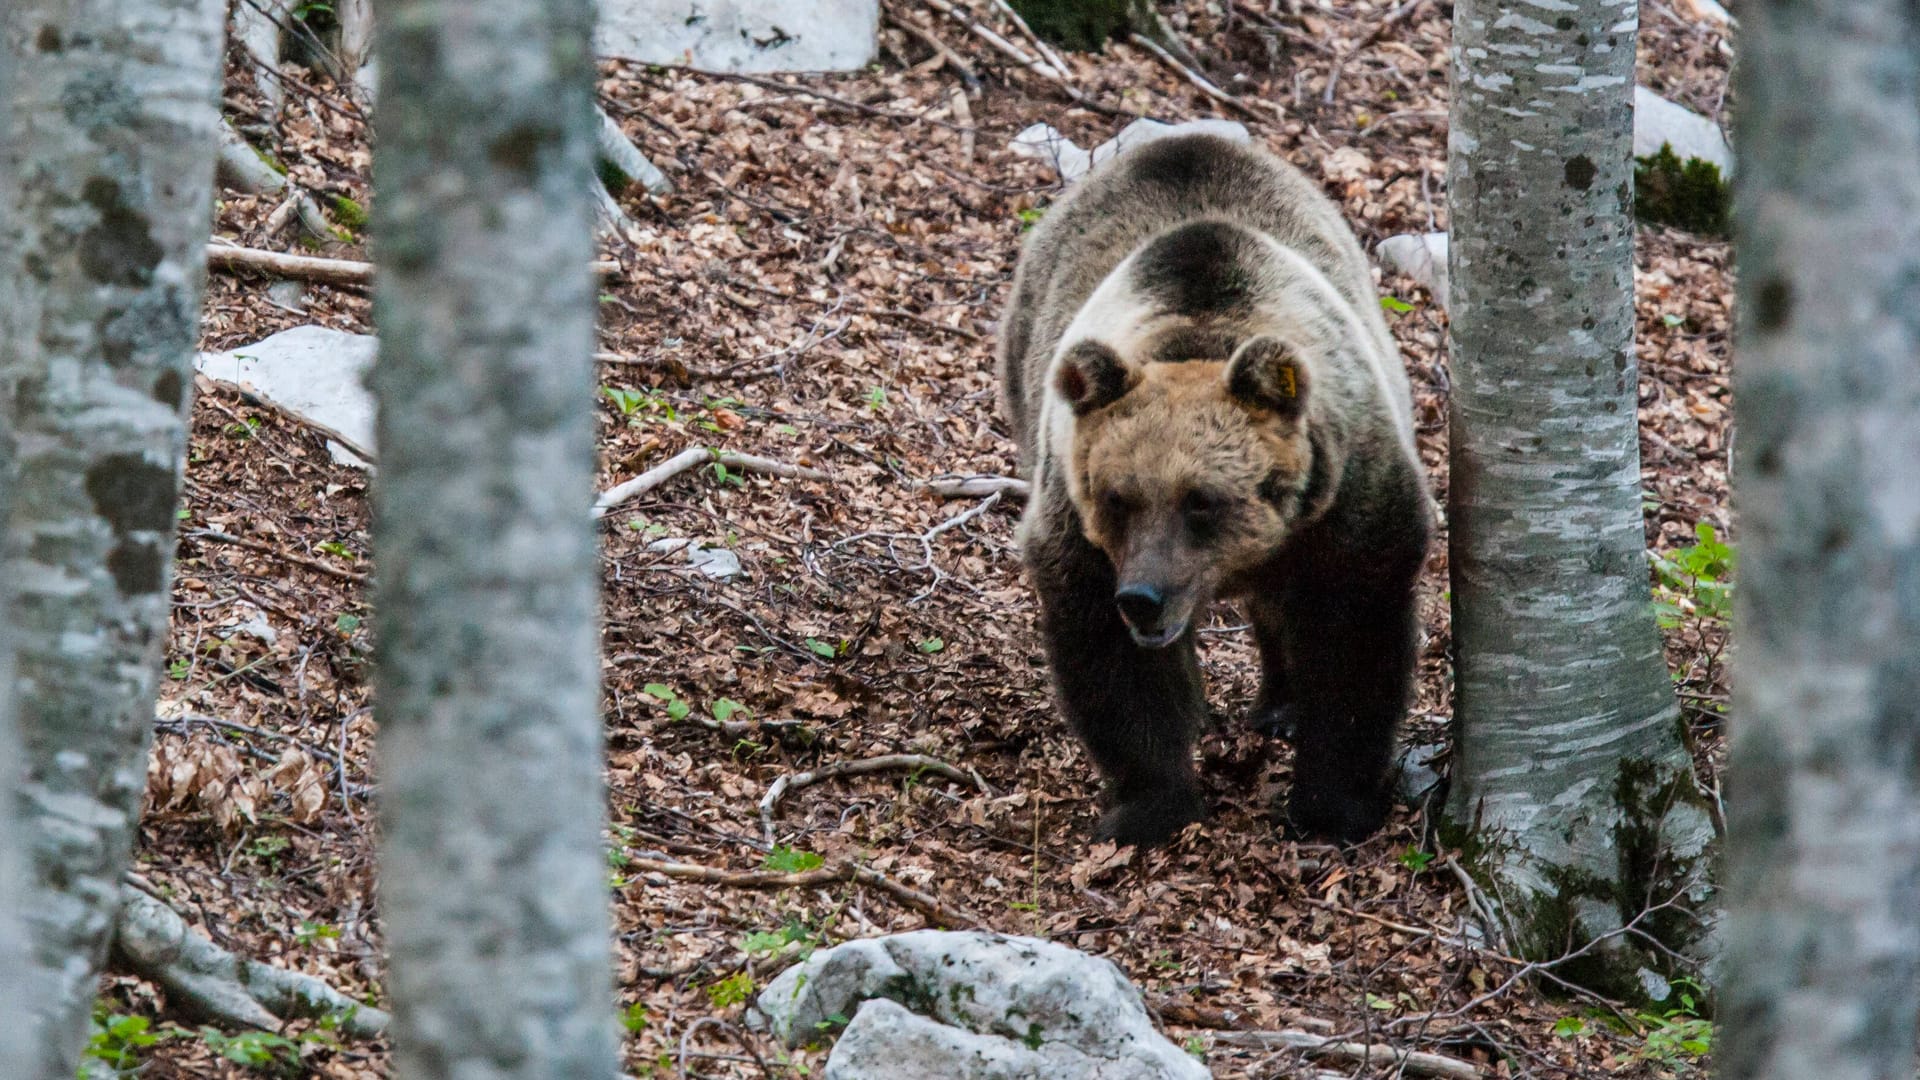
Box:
1279;364;1298;399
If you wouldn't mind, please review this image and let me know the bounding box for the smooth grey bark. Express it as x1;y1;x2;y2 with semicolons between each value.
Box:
0;435;30;1079
1720;0;1920;1074
0;0;224;1071
1443;0;1714;991
369;0;619;1077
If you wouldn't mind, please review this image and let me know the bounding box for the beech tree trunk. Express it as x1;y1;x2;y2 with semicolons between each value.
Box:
0;457;30;1076
0;0;224;1071
369;0;619;1076
1720;0;1920;1073
1443;0;1715;992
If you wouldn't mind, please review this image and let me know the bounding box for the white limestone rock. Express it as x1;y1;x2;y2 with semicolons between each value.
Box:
756;930;1209;1080
195;325;377;468
1376;232;1449;309
1634;86;1733;174
1009;118;1251;184
595;0;878;73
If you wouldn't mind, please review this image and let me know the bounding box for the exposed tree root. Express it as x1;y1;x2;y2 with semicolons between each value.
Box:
922;473;1031;500
112;885;388;1038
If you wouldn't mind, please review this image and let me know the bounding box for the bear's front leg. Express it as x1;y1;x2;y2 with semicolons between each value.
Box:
1276;572;1420;843
1027;524;1207;847
1248;599;1297;740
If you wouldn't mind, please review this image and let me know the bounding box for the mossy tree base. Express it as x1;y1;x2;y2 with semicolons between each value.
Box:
1442;750;1718;1005
1008;0;1162;50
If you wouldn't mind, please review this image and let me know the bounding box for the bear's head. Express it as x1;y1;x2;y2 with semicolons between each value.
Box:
1055;334;1319;648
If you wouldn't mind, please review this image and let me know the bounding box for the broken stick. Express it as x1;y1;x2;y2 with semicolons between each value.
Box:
206;243;621;286
627;856;980;928
592;448;827;519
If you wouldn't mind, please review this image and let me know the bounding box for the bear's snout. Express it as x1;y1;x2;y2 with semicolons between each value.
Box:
1115;582;1187;648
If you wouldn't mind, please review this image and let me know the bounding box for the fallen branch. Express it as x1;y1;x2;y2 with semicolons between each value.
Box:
592;448;827;519
628;856;980;928
760;754;991;840
883;8;980;89
1213;1030;1479;1080
990;0;1073;82
1127;33;1269;121
595;104;674;195
113;884;388;1038
206;243;621;287
923;473;1030;500
922;0;1127;116
185;528;368;585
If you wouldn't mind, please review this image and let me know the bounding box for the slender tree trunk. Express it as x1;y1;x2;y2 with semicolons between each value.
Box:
0;423;31;1076
369;1;619;1076
1443;0;1715;992
0;0;224;1070
1721;0;1920;1073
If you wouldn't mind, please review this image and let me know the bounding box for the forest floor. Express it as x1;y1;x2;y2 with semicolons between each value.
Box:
125;0;1734;1076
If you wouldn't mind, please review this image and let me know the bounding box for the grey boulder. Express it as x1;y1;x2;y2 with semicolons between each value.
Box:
756;930;1209;1079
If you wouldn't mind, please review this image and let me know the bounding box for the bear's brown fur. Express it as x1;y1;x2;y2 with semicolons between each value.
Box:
998;133;1431;846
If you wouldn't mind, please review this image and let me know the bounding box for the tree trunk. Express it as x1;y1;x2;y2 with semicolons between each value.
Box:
368;0;620;1076
1443;0;1715;993
1720;0;1920;1073
0;0;224;1070
0;429;31;1077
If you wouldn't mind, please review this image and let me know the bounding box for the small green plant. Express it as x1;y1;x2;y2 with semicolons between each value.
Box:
85;1009;163;1073
711;461;746;488
248;835;292;863
642;683;692;722
917;636;946;654
864;385;888;412
197;1026;303;1074
711;698;749;723
1634;144;1730;236
804;637;843;659
705;971;756;1009
1016;207;1046;231
762;845;824;873
294;920;340;947
1650;522;1735;629
1553;1015;1589;1037
333;612;361;634
224;416;262;440
1627;979;1712;1071
1183;1034;1208;1061
168;656;191;681
1379;295;1415;315
741;917;819;959
602;386;646;416
1397;846;1434;873
622;1001;650;1034
315;540;354;561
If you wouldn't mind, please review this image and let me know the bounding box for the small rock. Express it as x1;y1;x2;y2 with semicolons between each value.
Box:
1633;86;1732;175
1393;742;1447;805
195;325;377;468
756;930;1207;1080
1376;232;1449;309
221;605;279;649
648;538;744;581
265;280;307;314
595;0;878;73
1009;118;1252;184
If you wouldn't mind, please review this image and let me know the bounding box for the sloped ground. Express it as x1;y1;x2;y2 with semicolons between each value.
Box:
125;1;1734;1075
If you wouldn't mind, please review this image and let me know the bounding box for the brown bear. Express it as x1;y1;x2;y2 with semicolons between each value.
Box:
997;133;1432;847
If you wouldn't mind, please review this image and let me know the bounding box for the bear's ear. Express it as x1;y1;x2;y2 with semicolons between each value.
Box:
1225;335;1310;417
1054;340;1137;416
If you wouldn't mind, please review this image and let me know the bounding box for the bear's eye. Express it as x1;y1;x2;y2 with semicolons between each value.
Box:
1100;489;1134;523
1181;488;1227;538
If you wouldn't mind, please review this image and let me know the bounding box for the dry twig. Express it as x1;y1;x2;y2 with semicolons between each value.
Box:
1213;1030;1479;1080
759;753;991;840
627;856;980;928
186;528;368;584
923;473;1031;500
1127;33;1270;121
